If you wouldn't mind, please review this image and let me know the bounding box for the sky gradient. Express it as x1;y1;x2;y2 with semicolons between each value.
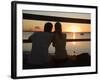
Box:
23;20;90;32
23;10;91;32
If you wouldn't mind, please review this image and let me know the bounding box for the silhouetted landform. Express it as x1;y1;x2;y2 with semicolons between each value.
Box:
23;52;90;69
76;53;90;66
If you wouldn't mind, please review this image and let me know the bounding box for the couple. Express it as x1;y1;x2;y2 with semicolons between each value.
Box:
29;22;67;66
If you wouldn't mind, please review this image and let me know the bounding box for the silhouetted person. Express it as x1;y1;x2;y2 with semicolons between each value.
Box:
53;22;68;61
28;22;53;67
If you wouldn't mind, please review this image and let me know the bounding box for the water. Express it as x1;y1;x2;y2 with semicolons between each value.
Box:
23;32;91;56
23;32;90;39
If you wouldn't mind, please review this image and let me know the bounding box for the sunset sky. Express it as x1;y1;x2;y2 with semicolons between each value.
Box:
23;20;90;32
23;10;91;32
23;10;91;56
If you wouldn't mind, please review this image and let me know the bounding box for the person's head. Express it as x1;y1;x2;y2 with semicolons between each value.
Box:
44;22;53;32
55;22;62;33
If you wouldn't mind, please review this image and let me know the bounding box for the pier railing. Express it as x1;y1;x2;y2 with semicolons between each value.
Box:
23;39;90;43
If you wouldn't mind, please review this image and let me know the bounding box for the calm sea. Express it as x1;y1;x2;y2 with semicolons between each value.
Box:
23;32;91;56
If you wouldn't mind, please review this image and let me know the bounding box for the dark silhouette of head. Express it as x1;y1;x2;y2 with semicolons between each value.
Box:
44;22;53;32
55;22;63;38
55;22;62;33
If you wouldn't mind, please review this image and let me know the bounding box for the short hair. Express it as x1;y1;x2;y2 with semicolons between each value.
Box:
44;22;53;32
55;22;62;33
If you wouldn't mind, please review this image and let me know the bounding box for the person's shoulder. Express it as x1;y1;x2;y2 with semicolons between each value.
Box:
37;32;50;36
62;33;66;37
50;32;55;37
62;32;66;35
63;33;66;35
34;32;43;35
51;32;54;35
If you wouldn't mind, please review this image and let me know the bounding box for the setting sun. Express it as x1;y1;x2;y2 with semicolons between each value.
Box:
65;24;81;32
70;26;81;32
61;23;90;32
23;20;90;32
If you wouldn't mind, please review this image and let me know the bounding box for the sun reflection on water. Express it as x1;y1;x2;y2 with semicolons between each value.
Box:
72;32;76;45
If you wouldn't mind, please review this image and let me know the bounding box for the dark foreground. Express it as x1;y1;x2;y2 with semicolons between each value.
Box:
23;52;90;69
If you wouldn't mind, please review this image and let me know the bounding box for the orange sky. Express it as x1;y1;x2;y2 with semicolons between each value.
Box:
23;20;90;32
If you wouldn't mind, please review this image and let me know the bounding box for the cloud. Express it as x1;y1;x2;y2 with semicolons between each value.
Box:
34;26;40;29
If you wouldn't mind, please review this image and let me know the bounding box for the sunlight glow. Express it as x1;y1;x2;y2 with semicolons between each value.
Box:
73;33;76;39
72;32;76;45
70;24;81;32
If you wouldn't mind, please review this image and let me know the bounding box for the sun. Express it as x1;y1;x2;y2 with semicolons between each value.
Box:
71;27;78;32
71;25;80;32
63;24;78;32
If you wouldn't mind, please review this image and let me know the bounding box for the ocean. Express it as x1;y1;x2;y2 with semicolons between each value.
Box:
23;32;91;56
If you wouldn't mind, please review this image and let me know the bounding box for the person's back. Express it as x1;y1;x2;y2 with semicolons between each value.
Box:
30;32;53;65
53;22;67;60
53;33;67;59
